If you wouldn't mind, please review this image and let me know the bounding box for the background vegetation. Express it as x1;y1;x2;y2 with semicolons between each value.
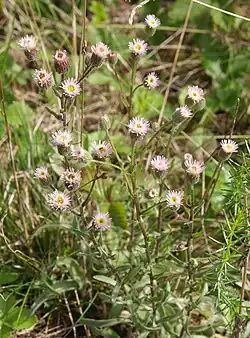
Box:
0;0;250;337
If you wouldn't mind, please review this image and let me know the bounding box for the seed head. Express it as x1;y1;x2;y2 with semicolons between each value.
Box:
18;35;38;61
71;145;85;160
53;50;70;74
60;168;81;190
47;190;71;211
185;159;204;178
175;105;192;118
34;69;53;89
51;130;73;148
151;155;169;171
93;212;112;231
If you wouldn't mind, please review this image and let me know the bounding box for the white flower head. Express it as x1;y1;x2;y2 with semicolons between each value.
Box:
91;42;111;60
93;212;112;231
60;168;81;190
176;105;192;118
34;69;53;89
166;190;183;210
61;78;81;98
220;139;238;154
51;130;73;148
185;159;204;177
34;167;49;181
91;141;113;159
128;117;150;137
18;35;36;51
188;85;204;103
128;39;148;56
71;145;85;160
151;155;169;172
146;188;159;199
145;14;161;29
47;190;71;211
144;72;159;89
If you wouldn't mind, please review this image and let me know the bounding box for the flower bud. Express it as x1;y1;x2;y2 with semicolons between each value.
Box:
53;50;70;74
100;114;110;131
108;52;118;65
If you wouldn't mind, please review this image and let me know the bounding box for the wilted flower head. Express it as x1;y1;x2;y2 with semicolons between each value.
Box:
128;117;150;137
47;190;71;211
51;130;73;148
151;155;169;172
175;105;192;118
128;39;148;56
91;42;111;60
71;145;85;160
53;50;70;74
91;141;112;159
61;78;81;98
144;72;159;89
18;35;38;61
145;14;161;29
34;167;49;181
60;168;81;190
185;159;204;178
145;188;159;199
188;85;204;103
166;190;183;210
34;69;53;89
93;212;112;231
220;139;238;154
184;153;193;163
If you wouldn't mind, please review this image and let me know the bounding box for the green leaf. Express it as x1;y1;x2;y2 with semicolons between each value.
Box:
109;202;128;229
0;272;19;286
57;257;85;289
93;275;117;286
9;308;36;330
7;101;34;125
133;88;164;119
90;1;108;24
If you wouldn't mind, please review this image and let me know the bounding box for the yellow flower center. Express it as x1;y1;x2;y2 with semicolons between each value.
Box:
67;84;76;92
226;144;232;150
98;218;105;225
135;44;142;51
135;123;142;129
56;196;64;205
98;146;105;153
171;196;177;203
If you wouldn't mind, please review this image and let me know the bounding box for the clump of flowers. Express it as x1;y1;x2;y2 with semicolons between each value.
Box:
60;168;81;191
18;35;38;61
93;212;112;231
53;50;70;74
188;85;204;103
34;167;49;181
128;39;148;56
166;190;183;210
34;69;53;89
151;155;169;172
91;141;113;159
47;190;71;211
145;14;161;29
220;139;238;154
128;117;150;137
144;72;159;89
61;78;81;98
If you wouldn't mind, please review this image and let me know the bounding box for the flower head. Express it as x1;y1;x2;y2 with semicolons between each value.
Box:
51;130;73;148
166;190;183;210
220;139;238;154
47;190;71;211
91;42;111;60
145;188;159;199
128;117;150;137
91;141;112;159
53;50;70;74
185;159;204;178
128;39;148;56
184;153;193;163
145;14;161;29
175;105;192;118
71;145;85;160
151;155;169;171
61;78;81;98
188;85;204;103
144;72;159;89
93;212;112;231
60;168;81;190
18;35;38;60
34;167;49;181
34;69;53;89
